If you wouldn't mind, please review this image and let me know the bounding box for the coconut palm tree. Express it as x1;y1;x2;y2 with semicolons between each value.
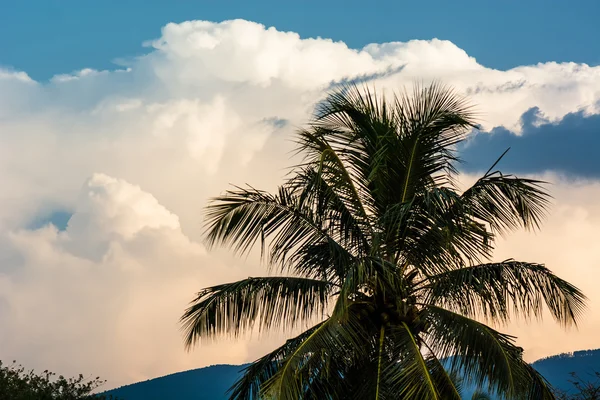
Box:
181;83;586;399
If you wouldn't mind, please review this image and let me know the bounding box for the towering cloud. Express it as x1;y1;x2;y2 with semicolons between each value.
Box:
0;19;599;388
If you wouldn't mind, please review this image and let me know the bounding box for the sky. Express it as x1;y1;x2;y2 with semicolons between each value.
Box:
0;0;600;390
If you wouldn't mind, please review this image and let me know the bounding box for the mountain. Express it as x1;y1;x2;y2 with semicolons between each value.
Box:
532;349;600;394
105;364;245;400
105;350;600;399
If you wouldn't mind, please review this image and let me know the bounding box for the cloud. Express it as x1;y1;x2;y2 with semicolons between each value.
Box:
0;68;33;82
0;18;599;387
0;173;269;387
460;106;600;177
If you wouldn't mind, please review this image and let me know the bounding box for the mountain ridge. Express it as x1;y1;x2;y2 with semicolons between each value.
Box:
105;349;600;399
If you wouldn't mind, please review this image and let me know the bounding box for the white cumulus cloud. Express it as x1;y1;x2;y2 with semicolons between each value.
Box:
0;173;267;387
0;18;599;388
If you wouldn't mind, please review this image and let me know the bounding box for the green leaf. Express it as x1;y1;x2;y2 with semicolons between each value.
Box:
382;323;439;400
226;322;325;400
181;277;333;348
261;310;371;400
424;305;555;399
420;261;586;326
459;170;551;234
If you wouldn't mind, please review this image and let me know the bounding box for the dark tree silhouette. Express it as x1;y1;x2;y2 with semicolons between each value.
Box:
0;360;121;400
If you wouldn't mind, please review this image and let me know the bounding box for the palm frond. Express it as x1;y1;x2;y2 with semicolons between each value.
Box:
181;277;333;349
401;186;494;268
384;186;492;275
460;166;551;234
281;165;371;276
518;362;556;399
382;323;439;399
419;261;586;326
394;82;477;200
424;305;555;399
261;310;371;400
204;185;358;281
294;128;375;229
226;322;325;400
425;353;463;400
304;83;477;213
374;326;386;400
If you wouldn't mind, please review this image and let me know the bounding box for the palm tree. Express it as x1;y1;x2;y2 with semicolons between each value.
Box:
181;83;586;399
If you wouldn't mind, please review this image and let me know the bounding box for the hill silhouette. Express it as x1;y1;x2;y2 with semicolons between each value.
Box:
532;349;600;395
105;349;600;399
105;364;246;400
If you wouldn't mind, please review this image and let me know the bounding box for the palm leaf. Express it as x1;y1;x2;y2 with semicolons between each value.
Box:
459;166;551;234
425;352;463;400
400;186;493;268
261;309;371;400
381;323;439;399
294;127;375;230
226;322;324;400
204;185;357;281
181;277;333;348
312;83;477;214
419;261;586;326
423;305;555;399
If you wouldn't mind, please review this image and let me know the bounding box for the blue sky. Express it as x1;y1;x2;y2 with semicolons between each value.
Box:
1;1;600;389
2;0;600;81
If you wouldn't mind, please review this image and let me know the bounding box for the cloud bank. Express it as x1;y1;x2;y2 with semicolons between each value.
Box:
0;19;599;388
461;107;600;177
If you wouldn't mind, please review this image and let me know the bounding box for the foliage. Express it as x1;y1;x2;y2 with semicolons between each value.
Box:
181;83;586;399
0;360;120;400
